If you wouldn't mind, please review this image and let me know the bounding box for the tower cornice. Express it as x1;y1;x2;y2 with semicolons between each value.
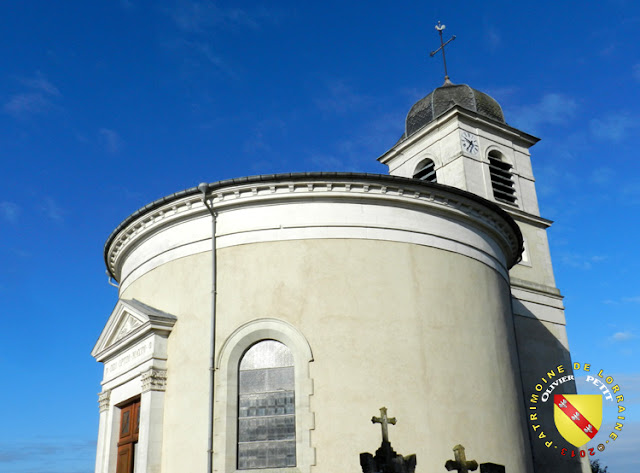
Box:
378;105;540;165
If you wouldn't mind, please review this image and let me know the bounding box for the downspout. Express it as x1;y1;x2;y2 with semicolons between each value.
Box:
106;271;119;288
199;183;217;473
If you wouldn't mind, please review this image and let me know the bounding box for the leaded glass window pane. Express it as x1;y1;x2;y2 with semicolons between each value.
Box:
238;340;295;470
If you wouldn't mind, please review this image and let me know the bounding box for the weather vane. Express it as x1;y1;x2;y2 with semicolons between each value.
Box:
430;21;456;85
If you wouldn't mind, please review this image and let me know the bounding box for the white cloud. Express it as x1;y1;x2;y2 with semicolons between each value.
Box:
4;93;53;119
168;1;281;33
163;2;282;80
485;86;520;102
399;87;426;103
620;180;640;206
99;128;123;154
243;119;287;155
484;24;501;51
589;167;616;185
20;72;61;97
609;331;636;342
0;201;20;222
560;253;606;270
3;73;61;120
339;111;404;154
175;40;238;79
590;112;638;142
602;296;640;305
315;80;370;115
0;437;95;468
509;93;577;132
41;197;64;223
307;153;348;171
170;1;219;32
596;420;640;471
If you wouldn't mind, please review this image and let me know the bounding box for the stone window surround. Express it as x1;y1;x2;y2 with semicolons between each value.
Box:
214;319;315;473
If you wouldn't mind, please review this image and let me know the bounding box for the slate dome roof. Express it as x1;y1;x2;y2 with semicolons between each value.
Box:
403;82;505;140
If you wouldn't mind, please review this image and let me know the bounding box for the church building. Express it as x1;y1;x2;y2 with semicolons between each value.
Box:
92;56;588;472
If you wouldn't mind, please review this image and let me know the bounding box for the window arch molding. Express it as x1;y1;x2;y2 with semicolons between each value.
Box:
214;319;315;473
412;157;437;182
410;152;441;178
484;145;514;166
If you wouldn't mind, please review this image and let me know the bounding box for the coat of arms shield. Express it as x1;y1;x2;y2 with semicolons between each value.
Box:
554;394;602;447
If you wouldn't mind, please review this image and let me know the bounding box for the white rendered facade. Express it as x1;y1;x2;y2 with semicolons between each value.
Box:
379;103;587;473
93;87;587;473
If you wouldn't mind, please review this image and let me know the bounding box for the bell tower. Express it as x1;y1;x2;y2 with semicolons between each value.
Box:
377;23;588;473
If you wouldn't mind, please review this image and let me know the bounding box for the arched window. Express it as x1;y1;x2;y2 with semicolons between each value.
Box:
413;158;437;182
488;151;516;204
214;319;314;473
238;340;296;469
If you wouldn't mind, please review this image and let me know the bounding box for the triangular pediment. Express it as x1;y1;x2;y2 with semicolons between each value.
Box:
92;299;177;361
110;312;145;345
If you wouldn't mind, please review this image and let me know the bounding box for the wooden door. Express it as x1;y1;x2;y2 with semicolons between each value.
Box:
116;398;140;473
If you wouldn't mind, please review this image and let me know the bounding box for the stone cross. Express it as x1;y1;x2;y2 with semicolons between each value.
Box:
371;407;397;443
429;21;456;84
445;444;478;473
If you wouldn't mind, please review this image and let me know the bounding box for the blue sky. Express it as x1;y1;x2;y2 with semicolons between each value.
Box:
0;1;638;472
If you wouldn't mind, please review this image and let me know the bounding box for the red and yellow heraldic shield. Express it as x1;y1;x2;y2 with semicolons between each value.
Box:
554;394;602;447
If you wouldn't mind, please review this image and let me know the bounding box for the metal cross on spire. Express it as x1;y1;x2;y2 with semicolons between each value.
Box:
429;21;456;85
371;407;396;443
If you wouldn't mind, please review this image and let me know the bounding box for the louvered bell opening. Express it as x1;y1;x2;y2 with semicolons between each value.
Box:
413;160;437;183
489;157;516;204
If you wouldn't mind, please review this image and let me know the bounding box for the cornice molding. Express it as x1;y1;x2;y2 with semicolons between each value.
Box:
105;174;523;283
502;206;553;228
510;277;562;298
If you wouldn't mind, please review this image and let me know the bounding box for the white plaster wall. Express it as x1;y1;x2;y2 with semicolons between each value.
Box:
440;156;467;190
513;148;539;216
509;221;557;288
120;253;212;473
103;174;528;472
386;120;462;185
118;237;534;473
463;156;487;196
214;239;533;473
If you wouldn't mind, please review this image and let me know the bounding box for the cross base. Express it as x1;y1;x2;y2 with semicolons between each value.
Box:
360;441;416;473
480;463;505;473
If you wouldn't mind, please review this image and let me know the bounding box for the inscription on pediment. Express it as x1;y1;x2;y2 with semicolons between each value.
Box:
104;337;155;381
